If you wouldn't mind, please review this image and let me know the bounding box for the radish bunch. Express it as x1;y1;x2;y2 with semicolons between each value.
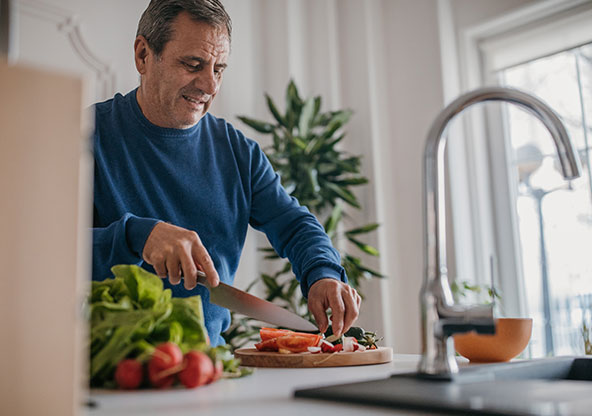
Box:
114;342;223;390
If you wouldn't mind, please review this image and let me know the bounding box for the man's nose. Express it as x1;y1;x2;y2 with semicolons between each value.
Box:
193;70;218;95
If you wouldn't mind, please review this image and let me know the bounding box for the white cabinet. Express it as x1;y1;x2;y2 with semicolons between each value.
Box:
0;62;92;416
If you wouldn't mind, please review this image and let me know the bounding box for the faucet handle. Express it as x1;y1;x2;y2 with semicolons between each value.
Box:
441;318;496;337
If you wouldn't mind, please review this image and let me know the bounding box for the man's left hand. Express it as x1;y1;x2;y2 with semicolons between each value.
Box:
307;278;361;337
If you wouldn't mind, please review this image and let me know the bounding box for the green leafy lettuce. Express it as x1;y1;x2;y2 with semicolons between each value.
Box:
89;264;210;387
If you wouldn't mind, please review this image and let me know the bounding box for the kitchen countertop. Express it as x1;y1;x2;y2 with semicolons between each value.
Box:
88;353;441;416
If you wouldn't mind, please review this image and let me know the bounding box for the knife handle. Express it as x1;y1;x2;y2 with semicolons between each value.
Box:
196;270;208;286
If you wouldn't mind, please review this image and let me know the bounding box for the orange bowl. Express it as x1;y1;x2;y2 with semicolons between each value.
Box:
453;318;533;363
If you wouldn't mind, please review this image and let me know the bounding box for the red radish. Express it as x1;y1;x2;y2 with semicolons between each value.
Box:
151;342;183;368
209;359;224;384
148;342;183;388
148;360;176;388
178;351;214;388
114;359;143;389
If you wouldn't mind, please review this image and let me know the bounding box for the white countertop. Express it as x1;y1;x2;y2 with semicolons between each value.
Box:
88;354;442;416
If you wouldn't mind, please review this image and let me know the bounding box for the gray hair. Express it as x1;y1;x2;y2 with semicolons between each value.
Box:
136;0;232;57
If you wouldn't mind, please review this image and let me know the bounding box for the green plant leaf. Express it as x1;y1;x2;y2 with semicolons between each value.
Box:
311;96;322;125
345;223;380;236
265;94;287;128
261;273;280;291
236;116;275;134
286;80;303;116
324;203;343;238
324;182;360;208
291;136;308;150
320;133;345;152
335;177;369;186
298;97;316;138
347;236;380;256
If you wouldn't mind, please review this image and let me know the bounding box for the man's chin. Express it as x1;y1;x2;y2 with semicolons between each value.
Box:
176;112;205;129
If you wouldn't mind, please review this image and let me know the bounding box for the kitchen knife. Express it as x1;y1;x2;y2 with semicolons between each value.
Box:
195;271;318;332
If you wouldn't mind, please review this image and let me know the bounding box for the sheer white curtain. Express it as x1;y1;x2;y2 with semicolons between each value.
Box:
215;0;452;352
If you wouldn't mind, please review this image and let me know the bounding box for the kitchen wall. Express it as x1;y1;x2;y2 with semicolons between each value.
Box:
12;0;539;353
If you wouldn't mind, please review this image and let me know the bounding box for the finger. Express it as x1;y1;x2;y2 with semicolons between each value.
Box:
349;286;362;308
169;263;182;285
308;297;329;333
341;288;360;333
328;291;346;337
166;257;183;287
355;290;362;308
191;242;219;287
179;249;197;288
152;260;168;279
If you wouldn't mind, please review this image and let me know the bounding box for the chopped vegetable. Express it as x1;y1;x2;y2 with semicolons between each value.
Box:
323;325;381;348
255;328;322;352
259;327;294;341
254;338;280;352
276;335;322;353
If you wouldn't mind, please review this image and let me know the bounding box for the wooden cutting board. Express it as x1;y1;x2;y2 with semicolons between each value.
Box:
234;347;393;368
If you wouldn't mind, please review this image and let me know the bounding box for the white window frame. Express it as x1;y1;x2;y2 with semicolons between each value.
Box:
443;0;592;319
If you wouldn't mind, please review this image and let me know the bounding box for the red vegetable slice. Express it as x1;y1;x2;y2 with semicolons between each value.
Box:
276;334;322;353
255;338;280;352
259;328;294;342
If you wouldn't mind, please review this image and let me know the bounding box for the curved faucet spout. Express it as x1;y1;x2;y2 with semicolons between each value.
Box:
419;87;582;375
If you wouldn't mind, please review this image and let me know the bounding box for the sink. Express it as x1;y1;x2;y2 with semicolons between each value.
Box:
294;357;592;415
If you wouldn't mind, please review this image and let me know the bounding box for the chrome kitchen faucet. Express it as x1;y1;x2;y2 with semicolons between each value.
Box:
418;87;582;376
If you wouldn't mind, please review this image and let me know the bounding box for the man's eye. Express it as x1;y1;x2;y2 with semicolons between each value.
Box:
184;62;200;71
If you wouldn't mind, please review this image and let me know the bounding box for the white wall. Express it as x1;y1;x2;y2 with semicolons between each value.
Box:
12;0;541;354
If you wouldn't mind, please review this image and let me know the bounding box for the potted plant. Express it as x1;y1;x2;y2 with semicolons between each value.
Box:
222;80;383;349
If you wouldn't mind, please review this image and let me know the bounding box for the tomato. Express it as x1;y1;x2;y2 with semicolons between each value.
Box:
259;327;294;342
178;351;214;389
114;359;143;389
276;335;322;353
255;338;280;352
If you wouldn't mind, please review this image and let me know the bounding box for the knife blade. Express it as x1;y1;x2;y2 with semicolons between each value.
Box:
195;271;318;332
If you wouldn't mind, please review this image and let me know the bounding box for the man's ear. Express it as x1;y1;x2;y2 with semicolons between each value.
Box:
134;36;150;74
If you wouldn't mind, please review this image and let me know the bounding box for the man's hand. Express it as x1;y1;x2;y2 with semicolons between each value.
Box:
307;278;361;337
142;222;220;290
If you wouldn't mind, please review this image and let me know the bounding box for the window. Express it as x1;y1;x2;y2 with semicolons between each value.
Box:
464;1;592;357
500;43;592;356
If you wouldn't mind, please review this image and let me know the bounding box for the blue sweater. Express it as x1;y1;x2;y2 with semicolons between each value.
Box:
92;89;346;345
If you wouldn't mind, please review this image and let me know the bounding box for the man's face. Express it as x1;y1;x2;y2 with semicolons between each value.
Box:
135;12;230;129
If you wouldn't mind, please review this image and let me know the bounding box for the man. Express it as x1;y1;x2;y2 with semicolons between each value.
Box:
92;0;360;346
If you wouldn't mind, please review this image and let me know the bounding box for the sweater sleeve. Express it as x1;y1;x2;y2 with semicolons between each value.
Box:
92;210;161;281
247;142;347;298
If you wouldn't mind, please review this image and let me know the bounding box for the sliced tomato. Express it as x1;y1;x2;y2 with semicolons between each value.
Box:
275;334;322;353
259;328;294;342
259;328;320;341
254;338;280;352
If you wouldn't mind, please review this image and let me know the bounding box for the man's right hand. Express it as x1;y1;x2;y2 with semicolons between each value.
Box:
142;222;220;290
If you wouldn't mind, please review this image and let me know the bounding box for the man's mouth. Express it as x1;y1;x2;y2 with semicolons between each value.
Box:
182;95;207;106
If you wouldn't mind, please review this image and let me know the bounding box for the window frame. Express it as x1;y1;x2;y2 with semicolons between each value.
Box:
448;0;592;322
